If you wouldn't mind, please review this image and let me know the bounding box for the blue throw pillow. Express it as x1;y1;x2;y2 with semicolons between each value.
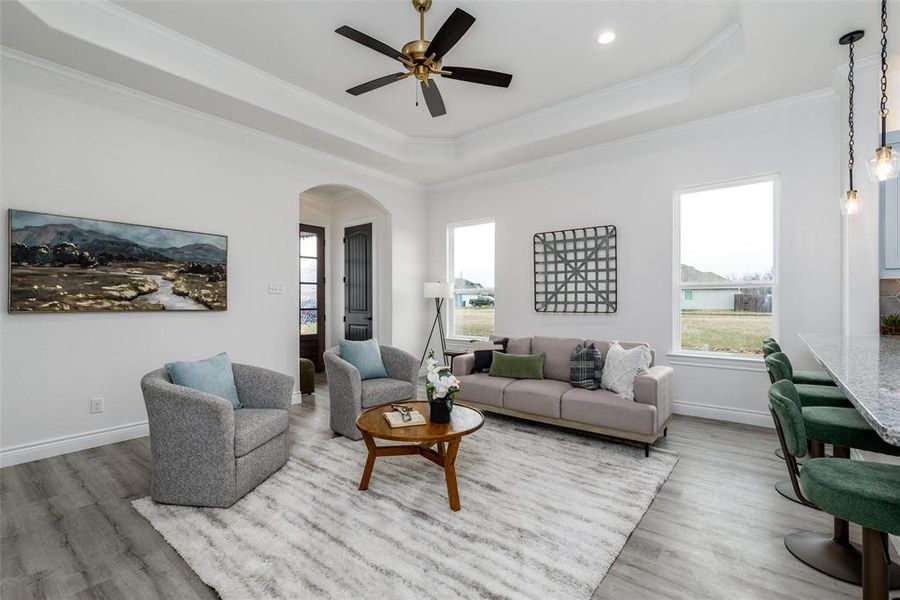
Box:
339;339;389;380
165;352;242;409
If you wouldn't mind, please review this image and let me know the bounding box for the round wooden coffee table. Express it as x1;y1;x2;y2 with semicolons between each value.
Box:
355;401;484;511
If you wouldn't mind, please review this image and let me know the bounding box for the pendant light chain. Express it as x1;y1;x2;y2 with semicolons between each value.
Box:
880;0;889;146
840;29;865;212
849;38;856;189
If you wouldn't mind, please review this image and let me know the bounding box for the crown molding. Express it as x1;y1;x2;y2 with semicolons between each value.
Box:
429;88;838;193
7;0;756;176
448;22;744;163
456;22;743;148
0;47;425;191
16;0;428;161
85;0;403;142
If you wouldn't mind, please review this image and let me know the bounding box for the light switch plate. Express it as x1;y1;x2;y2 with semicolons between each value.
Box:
268;283;285;295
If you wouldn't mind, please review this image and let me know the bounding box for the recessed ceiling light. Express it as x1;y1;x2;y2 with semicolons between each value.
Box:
597;31;616;45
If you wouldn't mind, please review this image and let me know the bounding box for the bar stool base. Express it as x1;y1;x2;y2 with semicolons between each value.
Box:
775;447;809;463
775;479;806;506
784;532;900;588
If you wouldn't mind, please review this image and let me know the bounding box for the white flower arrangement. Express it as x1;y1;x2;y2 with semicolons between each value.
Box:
425;350;460;407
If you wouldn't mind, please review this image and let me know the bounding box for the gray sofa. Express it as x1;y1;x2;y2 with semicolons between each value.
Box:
140;363;294;507
323;344;419;440
452;336;673;455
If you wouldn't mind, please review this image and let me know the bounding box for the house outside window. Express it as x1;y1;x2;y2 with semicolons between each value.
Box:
675;177;776;356
448;220;495;339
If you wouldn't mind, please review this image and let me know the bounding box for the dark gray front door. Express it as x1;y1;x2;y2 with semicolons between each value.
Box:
344;222;373;340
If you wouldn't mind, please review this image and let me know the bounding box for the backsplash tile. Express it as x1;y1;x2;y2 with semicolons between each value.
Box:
881;278;900;334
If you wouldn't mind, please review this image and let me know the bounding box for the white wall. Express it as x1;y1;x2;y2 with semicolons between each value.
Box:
426;92;843;426
0;56;426;465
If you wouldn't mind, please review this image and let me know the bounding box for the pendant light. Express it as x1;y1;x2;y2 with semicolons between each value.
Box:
867;0;899;181
841;30;865;215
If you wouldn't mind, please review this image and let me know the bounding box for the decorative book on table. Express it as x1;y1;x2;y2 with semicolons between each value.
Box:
383;409;426;428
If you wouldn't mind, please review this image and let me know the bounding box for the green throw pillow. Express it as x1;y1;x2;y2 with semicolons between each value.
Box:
489;352;544;379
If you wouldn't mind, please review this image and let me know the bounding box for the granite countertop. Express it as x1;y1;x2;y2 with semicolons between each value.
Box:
799;333;900;446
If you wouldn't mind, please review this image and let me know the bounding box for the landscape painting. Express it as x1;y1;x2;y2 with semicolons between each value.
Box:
9;210;227;312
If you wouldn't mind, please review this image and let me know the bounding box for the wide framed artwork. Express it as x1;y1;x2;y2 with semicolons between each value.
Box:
8;209;228;312
533;225;617;313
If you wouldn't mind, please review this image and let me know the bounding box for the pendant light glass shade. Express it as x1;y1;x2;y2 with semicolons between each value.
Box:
869;0;898;181
866;145;899;181
840;189;861;215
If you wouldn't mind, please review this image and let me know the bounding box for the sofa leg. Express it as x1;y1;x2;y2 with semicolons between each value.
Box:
663;427;668;438
644;442;650;457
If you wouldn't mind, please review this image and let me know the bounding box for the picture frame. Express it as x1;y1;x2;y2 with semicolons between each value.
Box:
8;209;228;312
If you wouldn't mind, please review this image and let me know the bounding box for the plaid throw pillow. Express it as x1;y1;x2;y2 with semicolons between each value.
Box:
570;343;603;390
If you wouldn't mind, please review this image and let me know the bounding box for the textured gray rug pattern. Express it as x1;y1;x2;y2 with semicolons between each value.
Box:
134;417;677;599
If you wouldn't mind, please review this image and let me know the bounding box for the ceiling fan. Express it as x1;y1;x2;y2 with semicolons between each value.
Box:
335;0;513;118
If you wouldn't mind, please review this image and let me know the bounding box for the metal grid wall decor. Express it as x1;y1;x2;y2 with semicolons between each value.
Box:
533;225;617;313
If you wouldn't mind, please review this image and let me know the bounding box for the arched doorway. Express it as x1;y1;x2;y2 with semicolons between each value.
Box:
299;184;391;370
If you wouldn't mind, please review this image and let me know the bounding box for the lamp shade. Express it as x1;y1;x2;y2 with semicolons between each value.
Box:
424;281;454;298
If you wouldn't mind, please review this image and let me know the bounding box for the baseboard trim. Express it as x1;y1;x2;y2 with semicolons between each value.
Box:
292;390;302;405
672;400;773;429
0;421;149;468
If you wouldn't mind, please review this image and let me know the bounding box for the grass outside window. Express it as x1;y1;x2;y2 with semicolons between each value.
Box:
453;307;495;338
680;310;770;355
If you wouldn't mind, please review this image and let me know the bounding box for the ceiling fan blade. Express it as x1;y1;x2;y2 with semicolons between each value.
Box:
421;80;447;118
426;8;475;62
346;73;408;96
335;25;410;64
442;66;513;88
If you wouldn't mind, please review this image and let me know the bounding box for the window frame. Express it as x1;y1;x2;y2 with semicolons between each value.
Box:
672;174;780;360
446;217;496;341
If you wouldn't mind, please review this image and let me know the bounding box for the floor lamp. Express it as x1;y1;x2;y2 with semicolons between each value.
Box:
421;281;454;366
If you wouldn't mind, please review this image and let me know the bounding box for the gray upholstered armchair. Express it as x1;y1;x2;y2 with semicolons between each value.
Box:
323;344;419;440
140;363;294;508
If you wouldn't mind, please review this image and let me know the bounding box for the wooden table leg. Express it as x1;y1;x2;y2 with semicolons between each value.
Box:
443;438;461;511
358;432;377;491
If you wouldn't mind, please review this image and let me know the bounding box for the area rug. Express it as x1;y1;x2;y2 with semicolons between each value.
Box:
133;417;677;599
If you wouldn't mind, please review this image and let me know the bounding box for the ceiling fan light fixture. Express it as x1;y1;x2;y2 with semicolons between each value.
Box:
597;31;616;45
336;1;512;118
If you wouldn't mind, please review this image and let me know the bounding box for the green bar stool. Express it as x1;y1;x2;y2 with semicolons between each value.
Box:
765;351;853;502
766;353;848;406
768;380;900;591
762;342;837;386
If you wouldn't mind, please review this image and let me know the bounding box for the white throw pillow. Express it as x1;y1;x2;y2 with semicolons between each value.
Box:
600;341;652;401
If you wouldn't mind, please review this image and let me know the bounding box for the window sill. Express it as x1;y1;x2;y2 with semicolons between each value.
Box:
667;351;766;372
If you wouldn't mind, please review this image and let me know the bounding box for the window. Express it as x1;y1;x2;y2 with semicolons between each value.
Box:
300;226;324;337
448;220;495;339
675;178;775;356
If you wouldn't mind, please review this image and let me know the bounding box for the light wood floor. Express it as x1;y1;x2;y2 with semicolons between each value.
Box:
1;376;861;599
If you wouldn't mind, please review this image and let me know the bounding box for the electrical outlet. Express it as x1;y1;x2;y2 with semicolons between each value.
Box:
268;283;284;295
90;397;104;414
